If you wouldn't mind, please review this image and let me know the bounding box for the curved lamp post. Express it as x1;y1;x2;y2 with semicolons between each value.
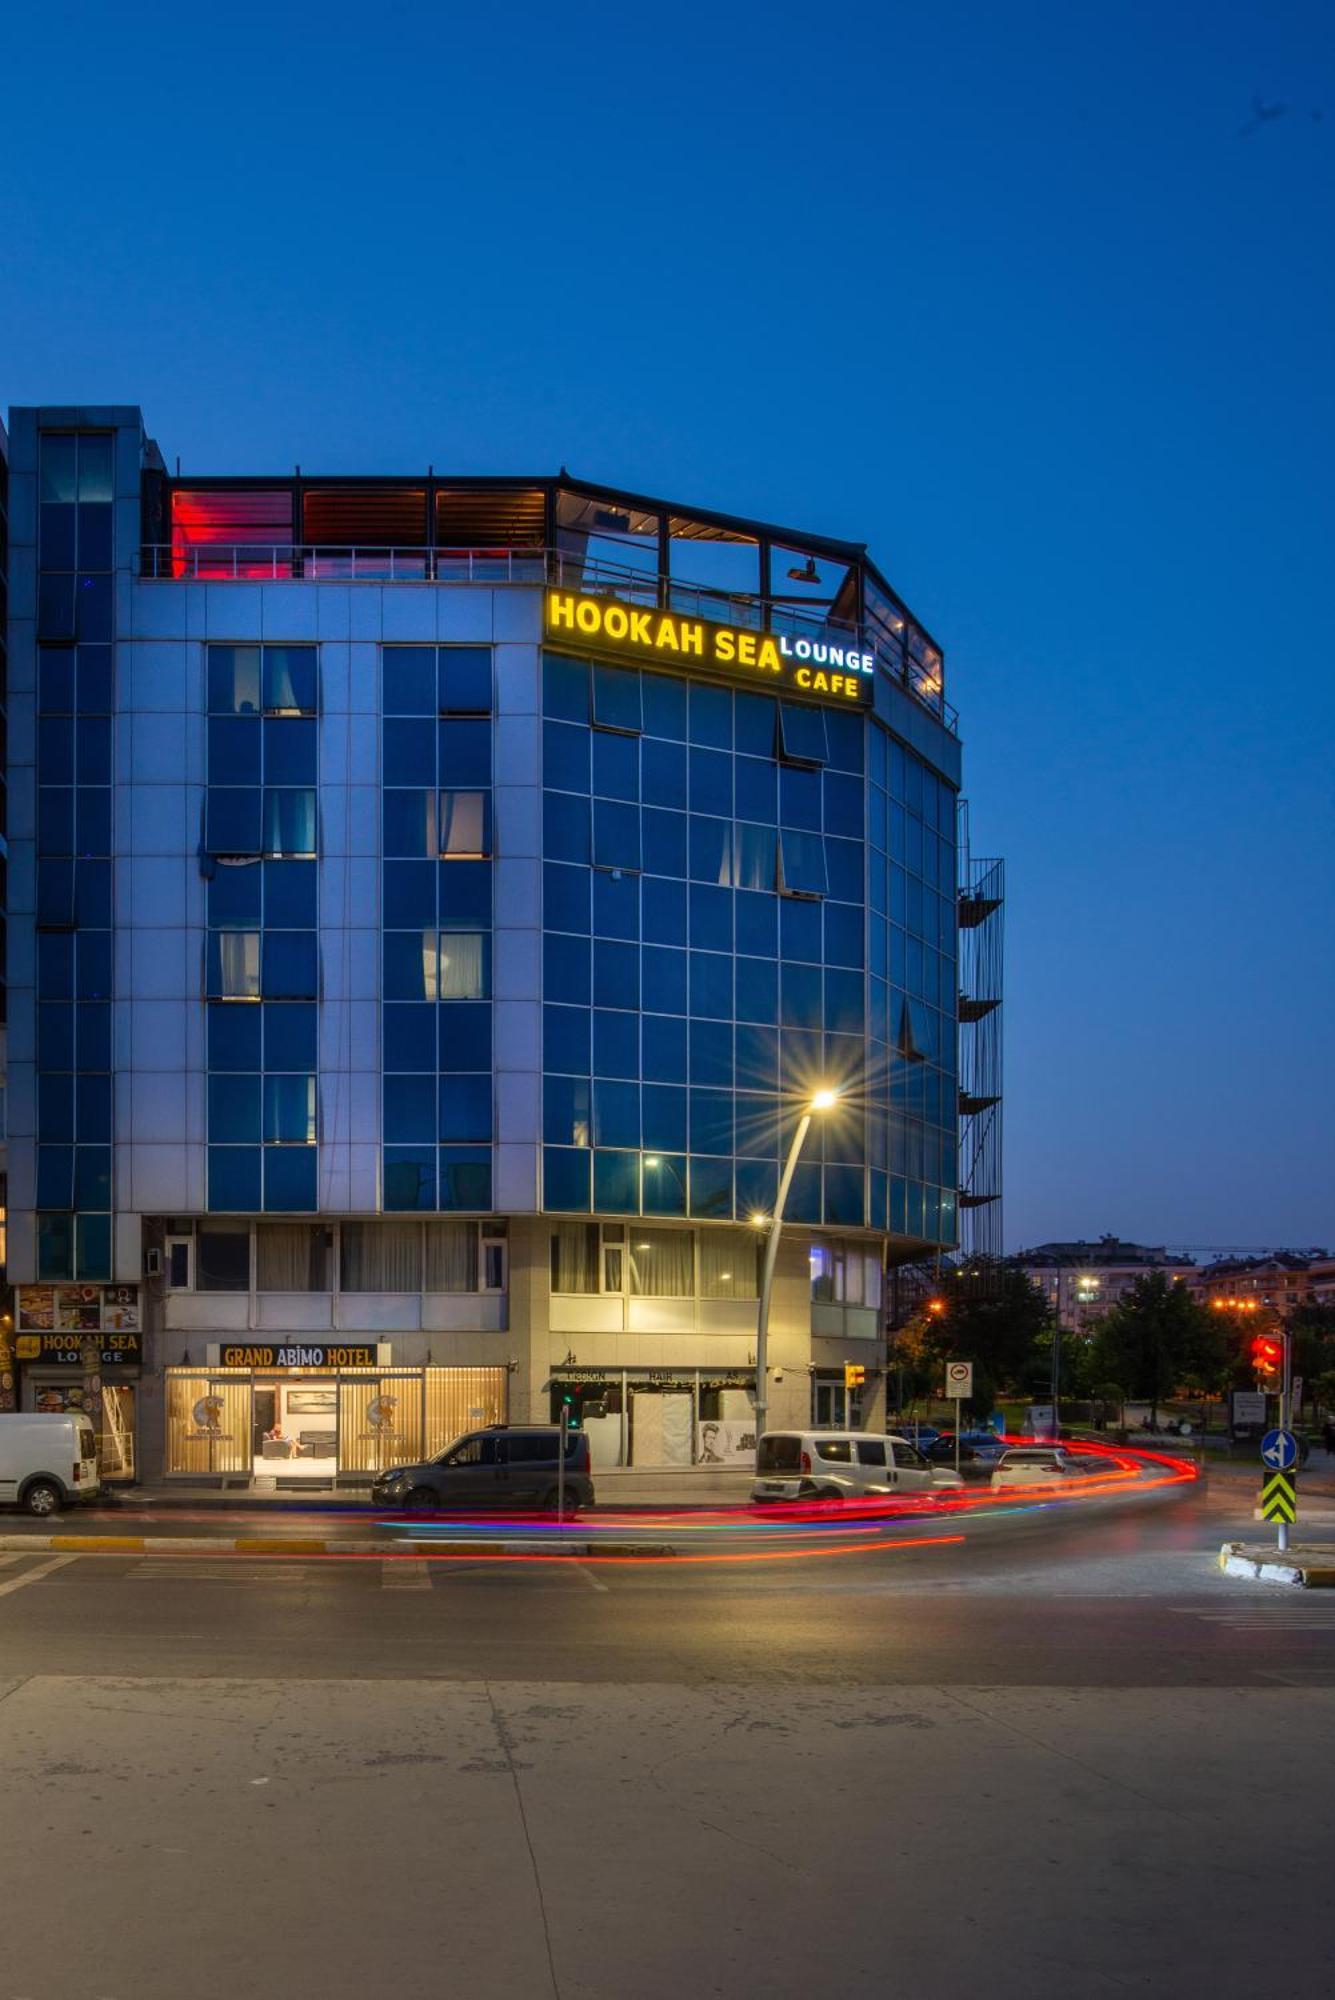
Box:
752;1088;839;1455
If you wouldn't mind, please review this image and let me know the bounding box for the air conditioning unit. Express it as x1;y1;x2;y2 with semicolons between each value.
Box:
144;1247;163;1278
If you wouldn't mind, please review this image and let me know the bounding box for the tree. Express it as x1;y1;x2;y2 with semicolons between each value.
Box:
907;1261;1055;1421
1089;1272;1223;1427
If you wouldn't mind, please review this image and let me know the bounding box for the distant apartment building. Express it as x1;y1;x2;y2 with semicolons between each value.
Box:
1017;1235;1194;1333
1193;1252;1335;1319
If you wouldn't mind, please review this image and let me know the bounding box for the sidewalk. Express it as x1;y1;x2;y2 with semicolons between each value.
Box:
93;1465;756;1512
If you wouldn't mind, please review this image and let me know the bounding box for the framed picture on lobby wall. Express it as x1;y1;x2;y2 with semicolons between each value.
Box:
286;1389;337;1415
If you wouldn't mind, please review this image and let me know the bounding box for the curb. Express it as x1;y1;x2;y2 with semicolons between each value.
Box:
1219;1540;1335;1588
0;1533;676;1560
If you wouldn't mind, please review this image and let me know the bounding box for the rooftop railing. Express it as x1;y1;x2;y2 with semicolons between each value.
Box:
139;543;955;731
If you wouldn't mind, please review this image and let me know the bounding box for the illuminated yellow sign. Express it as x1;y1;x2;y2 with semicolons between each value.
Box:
545;590;874;705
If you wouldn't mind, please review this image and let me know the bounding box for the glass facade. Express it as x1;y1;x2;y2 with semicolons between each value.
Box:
34;431;115;1278
539;649;957;1243
205;645;320;1212
380;646;494;1212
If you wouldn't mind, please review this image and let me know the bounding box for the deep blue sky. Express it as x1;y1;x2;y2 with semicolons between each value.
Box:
5;0;1332;1254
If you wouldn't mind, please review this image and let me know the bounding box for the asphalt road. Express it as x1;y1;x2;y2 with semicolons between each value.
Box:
1;1474;1331;1999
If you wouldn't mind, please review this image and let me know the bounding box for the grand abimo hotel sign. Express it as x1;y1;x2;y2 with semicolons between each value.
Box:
545;589;874;704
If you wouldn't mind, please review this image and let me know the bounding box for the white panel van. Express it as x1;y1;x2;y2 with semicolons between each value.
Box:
0;1412;101;1515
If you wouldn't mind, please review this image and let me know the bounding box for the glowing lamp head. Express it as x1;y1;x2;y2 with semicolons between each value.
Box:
810;1088;839;1112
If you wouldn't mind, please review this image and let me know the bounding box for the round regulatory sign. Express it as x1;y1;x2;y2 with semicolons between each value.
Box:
1260;1428;1298;1472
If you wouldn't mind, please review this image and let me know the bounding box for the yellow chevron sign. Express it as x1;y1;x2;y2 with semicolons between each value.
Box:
1260;1472;1297;1524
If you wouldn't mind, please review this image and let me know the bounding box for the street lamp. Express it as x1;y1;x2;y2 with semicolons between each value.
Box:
752;1086;840;1456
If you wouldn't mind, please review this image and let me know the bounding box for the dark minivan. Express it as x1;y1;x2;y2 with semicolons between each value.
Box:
370;1425;595;1513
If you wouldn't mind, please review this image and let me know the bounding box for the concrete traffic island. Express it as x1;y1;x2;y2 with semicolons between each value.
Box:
1219;1540;1335;1587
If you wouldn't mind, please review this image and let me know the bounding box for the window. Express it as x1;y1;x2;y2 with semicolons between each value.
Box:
856;1439;887;1467
256;1223;328;1291
778;828;827;898
439;790;490;859
815;1438;852;1462
196;1223;251;1291
699;1228;760;1300
206;931;261;1000
628;1228;694;1297
550;1223;599;1293
424;1220;478;1291
340;1221;423;1291
778;702;827;765
167;1238;193;1289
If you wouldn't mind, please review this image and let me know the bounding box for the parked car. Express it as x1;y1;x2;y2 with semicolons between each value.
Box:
371;1425;595;1513
753;1430;965;1502
927;1431;1010;1473
989;1446;1103;1491
888;1423;945;1453
0;1412;101;1516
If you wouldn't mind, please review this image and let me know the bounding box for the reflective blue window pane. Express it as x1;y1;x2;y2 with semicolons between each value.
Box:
40;501;76;569
37;1003;74;1070
735;1091;779;1159
208;646;262;717
592;664;641;733
439;647;493;715
265;860;318;928
689;884;731;952
641;673;687;739
642;808;687;878
37;787;74;855
543;652;589;722
439;1076;492;1142
690;1020;732;1087
544;1004;590;1074
544;932;590;1006
824;1165;866;1228
440;1147;491;1211
734;822;777;894
383;647;437;716
735;1158;778;1218
594;1149;639;1212
544;721;589;792
544;1147;591;1211
779;765;822;831
778;829;827;897
824;770;864;839
778;703;827;765
437;861;491;926
36;1145;74;1208
641;944;687;1015
38;931;75;999
735;958;778;1026
264;1146;318;1213
642;1083;687;1152
689;748;732;817
642;874;687;945
384;1147;436;1210
39;715;75;782
264;718;317;785
641;1153;687;1215
825;968;865;1035
77;642;113;710
39;1073;75;1141
208;1145;261;1212
824;709;865;773
689;951;731;1020
592;867;639;940
688;682;732;749
74;1212;112;1282
437;1004;491;1072
438;719;491;786
263;647;317;715
544;790;590;864
209;1002;261;1071
642;737;688;808
593;1008;639;1079
786;1160;822;1224
593;1079;639;1150
209;862;262;928
735;891;777;959
265;1075;317;1144
75;572;113;642
384;717;436;786
592;799;640;871
734;693;777;758
689;815;731;886
207;788;262;855
77;1003;111;1072
384;1003;436;1072
263;788;317;858
265;1002;318;1071
385;930;437;1003
642;1013;687;1084
75;930;112;1000
38;650;76;714
385;790;438;858
381;860;435;930
594;939;639;1011
593;729;639;802
781;897;822;964
545;862;591;934
690;1089;733;1155
780;1028;824;1095
263;931;318;999
735;1025;780;1094
73;1148;108;1217
210;1074;261;1143
826;837;863;894
544;1075;590;1147
37;574;75;642
37;1215;74;1282
689;1157;733;1219
76;786;112;856
868;1169;889;1233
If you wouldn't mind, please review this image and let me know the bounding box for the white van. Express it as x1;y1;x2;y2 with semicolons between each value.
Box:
753;1430;965;1501
0;1413;101;1515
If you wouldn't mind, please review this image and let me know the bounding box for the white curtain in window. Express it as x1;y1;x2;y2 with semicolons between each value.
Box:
341;1222;422;1291
256;1224;319;1292
550;1225;598;1295
440;791;488;859
217;930;260;999
629;1228;694;1297
699;1228;759;1300
438;932;484;1000
863;1254;883;1311
424;1221;477;1292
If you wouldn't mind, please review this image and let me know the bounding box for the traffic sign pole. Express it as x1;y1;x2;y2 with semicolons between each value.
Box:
1279;1331;1292;1552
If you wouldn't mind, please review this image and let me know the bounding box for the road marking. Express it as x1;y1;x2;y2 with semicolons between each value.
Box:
127;1562;316;1582
573;1563;609;1593
381;1558;431;1590
0;1553;80;1597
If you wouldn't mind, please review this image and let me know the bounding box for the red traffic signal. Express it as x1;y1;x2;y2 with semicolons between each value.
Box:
1251;1334;1283;1380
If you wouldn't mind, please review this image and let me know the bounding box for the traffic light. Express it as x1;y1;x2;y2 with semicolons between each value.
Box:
1251;1334;1283;1387
844;1363;867;1391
